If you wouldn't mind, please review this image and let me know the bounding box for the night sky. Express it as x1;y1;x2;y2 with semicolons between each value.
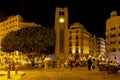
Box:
0;0;120;39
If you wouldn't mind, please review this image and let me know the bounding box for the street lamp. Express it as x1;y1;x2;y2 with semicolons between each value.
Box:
15;50;19;74
16;51;19;55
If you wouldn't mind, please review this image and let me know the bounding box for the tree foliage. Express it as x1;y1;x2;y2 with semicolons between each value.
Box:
1;26;55;55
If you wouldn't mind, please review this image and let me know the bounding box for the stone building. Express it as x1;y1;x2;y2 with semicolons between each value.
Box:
68;23;91;60
96;37;106;59
0;14;40;65
105;11;120;61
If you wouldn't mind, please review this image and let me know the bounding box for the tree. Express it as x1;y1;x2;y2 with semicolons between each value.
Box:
1;26;55;66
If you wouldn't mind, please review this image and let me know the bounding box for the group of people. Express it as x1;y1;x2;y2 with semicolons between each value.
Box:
87;57;97;70
39;55;97;71
68;57;82;70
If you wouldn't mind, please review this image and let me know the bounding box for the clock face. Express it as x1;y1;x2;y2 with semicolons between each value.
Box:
59;18;64;23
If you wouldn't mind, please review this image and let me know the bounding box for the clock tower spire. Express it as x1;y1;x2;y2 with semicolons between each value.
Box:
54;7;69;60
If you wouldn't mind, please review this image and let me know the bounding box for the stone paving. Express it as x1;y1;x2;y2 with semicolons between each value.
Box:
19;67;120;80
0;70;26;80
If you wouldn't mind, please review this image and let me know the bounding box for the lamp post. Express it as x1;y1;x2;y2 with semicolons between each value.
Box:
8;66;10;78
15;51;19;74
7;60;11;78
15;64;18;74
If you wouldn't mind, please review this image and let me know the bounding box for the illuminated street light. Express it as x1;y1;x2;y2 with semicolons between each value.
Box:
16;51;19;55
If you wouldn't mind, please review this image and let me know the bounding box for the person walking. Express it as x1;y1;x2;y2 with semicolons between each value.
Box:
70;60;74;70
87;57;92;70
92;58;96;70
75;58;81;67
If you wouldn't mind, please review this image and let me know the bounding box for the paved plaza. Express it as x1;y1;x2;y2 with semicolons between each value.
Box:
1;66;120;80
18;67;120;80
0;70;25;80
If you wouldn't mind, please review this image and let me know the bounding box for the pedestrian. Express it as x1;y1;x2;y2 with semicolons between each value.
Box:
64;59;68;69
70;60;74;70
92;58;96;69
75;58;81;67
68;55;74;70
87;57;92;70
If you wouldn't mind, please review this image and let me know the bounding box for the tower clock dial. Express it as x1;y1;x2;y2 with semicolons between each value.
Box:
59;17;64;23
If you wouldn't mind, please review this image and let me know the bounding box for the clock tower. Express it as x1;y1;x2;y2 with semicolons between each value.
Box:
54;7;68;60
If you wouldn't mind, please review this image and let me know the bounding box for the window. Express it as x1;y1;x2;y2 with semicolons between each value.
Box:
69;42;72;46
110;34;116;38
111;48;116;52
76;48;79;53
69;36;72;40
110;41;116;45
76;31;78;33
76;42;79;46
98;42;100;44
119;48;120;51
59;12;64;16
69;48;72;53
98;50;100;53
119;33;120;36
76;35;78;39
111;27;116;30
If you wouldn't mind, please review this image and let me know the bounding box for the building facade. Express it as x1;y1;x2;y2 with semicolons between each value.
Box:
96;37;106;59
68;23;91;60
89;35;97;57
105;11;120;61
90;35;106;59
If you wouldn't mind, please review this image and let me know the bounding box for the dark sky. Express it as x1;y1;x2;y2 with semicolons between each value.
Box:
0;0;120;39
